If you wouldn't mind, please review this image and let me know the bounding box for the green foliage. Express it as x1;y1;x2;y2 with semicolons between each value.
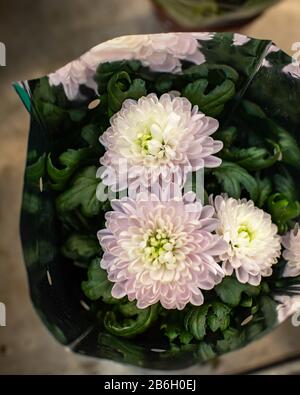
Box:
183;79;235;117
207;302;231;332
25;153;46;187
215;277;261;307
184;301;231;341
56;166;103;217
212;161;258;200
82;258;116;303
161;311;193;345
61;233;100;261
221;142;281;171
216;327;246;353
255;175;272;208
47;146;100;190
268;193;300;233
104;302;159;338
95;60;142;93
107;71;147;115
33;77;86;127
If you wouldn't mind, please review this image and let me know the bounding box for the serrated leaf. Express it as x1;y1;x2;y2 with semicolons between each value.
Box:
107;71;147;114
207;302;231;332
161;311;193;345
183;78;235;117
268;193;300;233
221;141;281;171
215;277;261;307
95;60;142;93
184;305;209;340
47;147;99;190
241;100;300;170
56;166;102;217
82;257;115;302
61;233;100;261
212;161;258;200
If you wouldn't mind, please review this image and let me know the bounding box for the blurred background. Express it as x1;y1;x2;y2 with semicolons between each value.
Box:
0;0;300;374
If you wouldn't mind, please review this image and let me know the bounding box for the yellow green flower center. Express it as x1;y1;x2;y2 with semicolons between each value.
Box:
142;229;177;268
233;223;256;248
136;131;153;155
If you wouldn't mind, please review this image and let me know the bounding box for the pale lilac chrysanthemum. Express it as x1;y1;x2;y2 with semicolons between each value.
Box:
49;33;213;100
212;195;281;286
97;191;227;310
282;224;300;277
99;93;222;192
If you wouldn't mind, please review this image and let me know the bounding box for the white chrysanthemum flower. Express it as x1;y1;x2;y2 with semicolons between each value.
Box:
98;189;227;310
282;224;300;277
99;93;222;192
212;195;281;286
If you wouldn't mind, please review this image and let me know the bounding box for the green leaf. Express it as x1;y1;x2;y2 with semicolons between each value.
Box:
161;311;193;345
81;124;101;146
107;71;146;114
95;60;142;93
240;100;300;170
274;169;298;202
268;121;300;170
56;166;102;217
25;153;46;187
215;277;261;307
182;77;236;117
154;74;174;94
260;296;278;327
268;193;300;233
33;77;86;127
183;64;209;79
82;258;116;303
215;126;237;148
212;161;258;200
196;342;216;362
221;141;281;171
216;327;246;353
256;175;272;208
104;302;158;338
240;295;253;308
61;233;100;261
47;146;99;190
207;302;231;332
184;305;209;340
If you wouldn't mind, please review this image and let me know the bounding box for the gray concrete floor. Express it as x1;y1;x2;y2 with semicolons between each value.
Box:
0;0;300;374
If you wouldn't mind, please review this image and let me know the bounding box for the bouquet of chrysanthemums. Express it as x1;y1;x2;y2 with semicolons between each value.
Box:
16;32;300;369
